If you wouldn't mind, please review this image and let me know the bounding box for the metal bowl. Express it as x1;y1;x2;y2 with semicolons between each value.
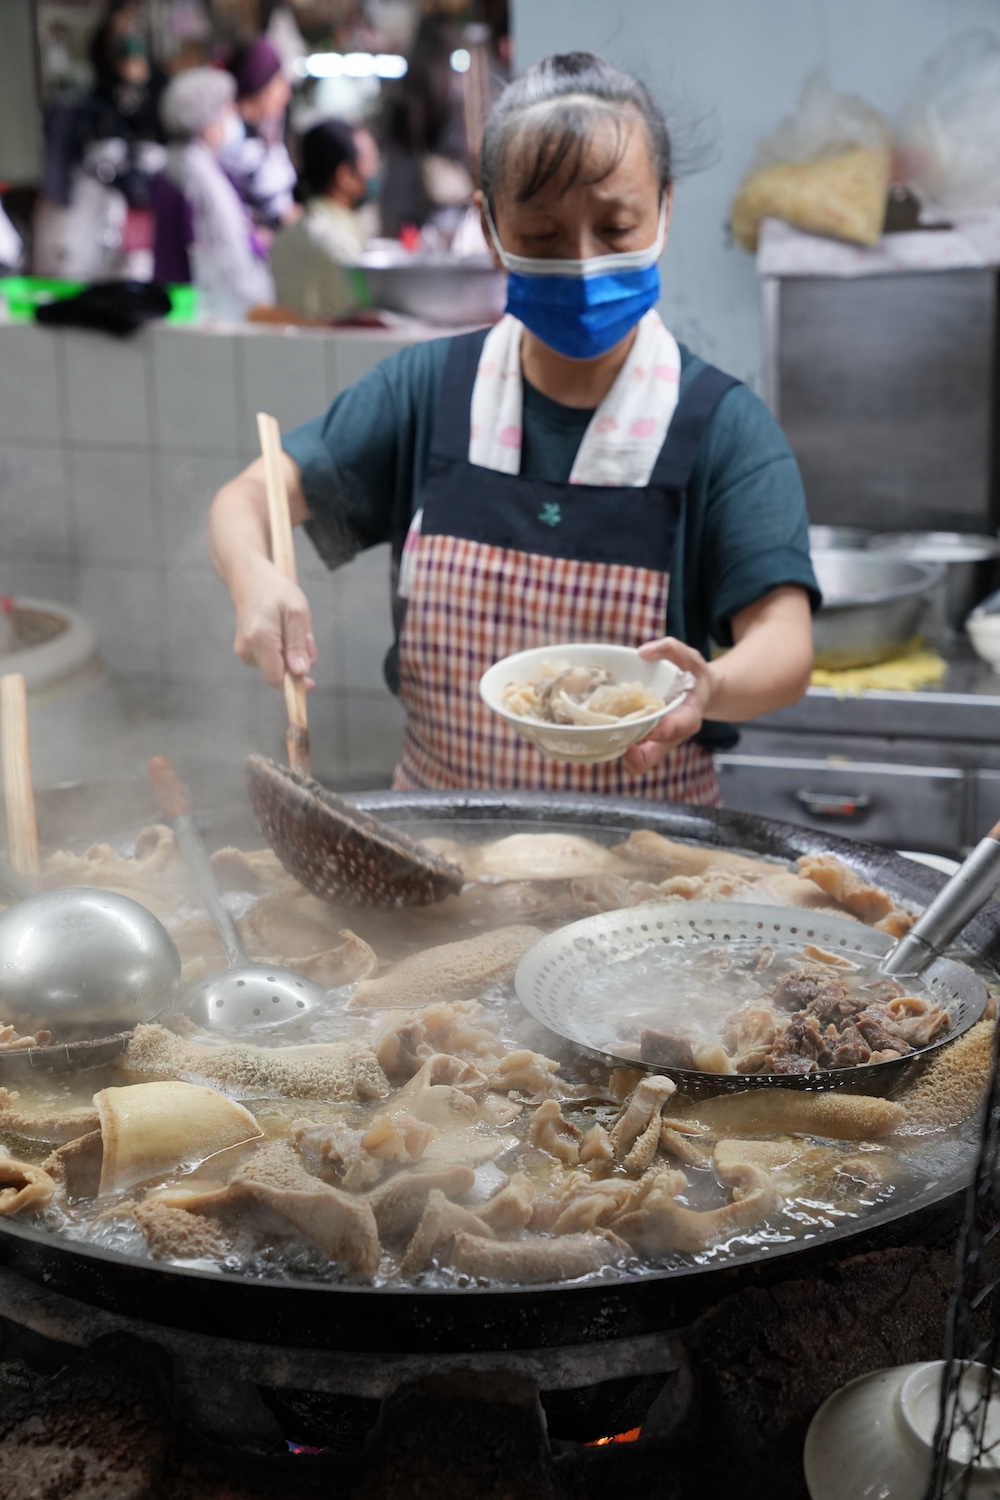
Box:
812;550;943;669
351;250;506;326
868;532;1000;630
809;526;872;551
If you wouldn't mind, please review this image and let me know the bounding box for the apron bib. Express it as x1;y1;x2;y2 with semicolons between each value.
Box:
392;330;737;802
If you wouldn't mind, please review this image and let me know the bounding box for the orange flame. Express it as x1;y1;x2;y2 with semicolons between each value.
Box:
585;1427;642;1447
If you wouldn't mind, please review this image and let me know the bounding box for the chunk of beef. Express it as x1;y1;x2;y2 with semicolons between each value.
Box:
826;1024;873;1070
639;1030;697;1071
769;971;826;1011
767;1012;830;1068
854;1010;912;1057
767;1054;819;1075
803;984;868;1029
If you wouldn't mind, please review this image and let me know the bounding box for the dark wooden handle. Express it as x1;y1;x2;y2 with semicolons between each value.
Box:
148;756;190;822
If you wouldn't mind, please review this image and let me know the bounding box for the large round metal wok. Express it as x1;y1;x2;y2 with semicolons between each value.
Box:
0;788;997;1356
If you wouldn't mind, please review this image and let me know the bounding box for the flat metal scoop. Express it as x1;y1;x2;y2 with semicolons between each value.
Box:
149;757;328;1033
245;754;464;908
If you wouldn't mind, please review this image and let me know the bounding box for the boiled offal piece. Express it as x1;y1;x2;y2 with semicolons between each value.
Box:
125;1023;389;1102
348;926;542;1010
528;1100;583;1165
894;1019;996;1135
0;1151;56;1216
613;1161;780;1256
0;1088;100;1143
151;1141;382;1276
421;832;636;882
610;1074;677;1175
245;754;464;907
663;1089;905;1144
94;1081;262;1196
450;1229;626;1284
400;1188;495;1276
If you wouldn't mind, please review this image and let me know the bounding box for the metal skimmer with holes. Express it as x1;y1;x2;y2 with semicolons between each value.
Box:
514;902;988;1092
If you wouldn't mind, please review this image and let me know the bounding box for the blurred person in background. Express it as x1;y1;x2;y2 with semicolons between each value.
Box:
379;13;472;238
153;67;273;317
224;38;298;232
34;0;166;279
271;119;380;320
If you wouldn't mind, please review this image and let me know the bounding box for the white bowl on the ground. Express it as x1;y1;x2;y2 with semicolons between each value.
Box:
479;643;694;765
804;1360;1000;1500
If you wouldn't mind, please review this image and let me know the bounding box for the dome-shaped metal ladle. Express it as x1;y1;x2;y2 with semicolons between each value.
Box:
0;673;181;1033
148;756;328;1032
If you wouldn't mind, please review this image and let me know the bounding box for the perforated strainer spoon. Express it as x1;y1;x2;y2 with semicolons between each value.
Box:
148;757;328;1033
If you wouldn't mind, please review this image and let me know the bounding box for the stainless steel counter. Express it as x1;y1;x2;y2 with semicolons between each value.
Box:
718;642;1000;856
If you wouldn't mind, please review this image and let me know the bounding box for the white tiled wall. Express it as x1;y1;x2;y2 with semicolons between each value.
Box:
0;320;428;788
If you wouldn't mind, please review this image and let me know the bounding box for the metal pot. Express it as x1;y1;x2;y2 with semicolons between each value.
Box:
808;525;872;551
868;532;1000;631
351;250;506;326
811;550;943;669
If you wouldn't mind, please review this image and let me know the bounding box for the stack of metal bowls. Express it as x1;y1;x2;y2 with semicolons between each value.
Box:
867;533;1000;631
809;550;944;669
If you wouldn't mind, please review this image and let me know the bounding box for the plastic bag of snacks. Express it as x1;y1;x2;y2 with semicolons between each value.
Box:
896;29;1000;218
730;70;891;252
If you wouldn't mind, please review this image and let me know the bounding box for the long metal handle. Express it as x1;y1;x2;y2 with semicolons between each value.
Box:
0;673;39;878
147;757;247;969
882;828;1000;976
0;857;36;902
257;411;310;776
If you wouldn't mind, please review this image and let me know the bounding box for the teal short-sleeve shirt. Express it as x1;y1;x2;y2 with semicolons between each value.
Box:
283;335;819;746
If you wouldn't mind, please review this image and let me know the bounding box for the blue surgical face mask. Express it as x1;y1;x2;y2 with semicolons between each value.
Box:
484;200;666;361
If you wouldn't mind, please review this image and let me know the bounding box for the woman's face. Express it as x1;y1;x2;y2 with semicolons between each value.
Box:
483;110;670;264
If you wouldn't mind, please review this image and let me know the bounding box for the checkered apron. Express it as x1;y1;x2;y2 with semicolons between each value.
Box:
391;333;739;804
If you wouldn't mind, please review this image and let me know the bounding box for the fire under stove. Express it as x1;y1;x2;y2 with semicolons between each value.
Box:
1;791;999;1499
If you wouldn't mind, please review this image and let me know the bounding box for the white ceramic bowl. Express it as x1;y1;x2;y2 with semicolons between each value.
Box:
966;610;1000;671
804;1360;1000;1500
478;643;694;765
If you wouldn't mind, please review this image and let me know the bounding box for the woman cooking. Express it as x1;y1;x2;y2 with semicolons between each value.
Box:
209;52;818;803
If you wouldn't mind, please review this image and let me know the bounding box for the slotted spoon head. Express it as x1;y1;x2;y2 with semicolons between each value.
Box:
514;901;989;1092
245;754;465;907
184;962;327;1032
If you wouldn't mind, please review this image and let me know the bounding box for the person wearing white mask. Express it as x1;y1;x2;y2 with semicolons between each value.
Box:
207;53;818;801
153;67;273;317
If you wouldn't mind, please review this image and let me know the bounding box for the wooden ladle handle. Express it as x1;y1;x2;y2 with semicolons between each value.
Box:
0;673;39;878
257;411;310;776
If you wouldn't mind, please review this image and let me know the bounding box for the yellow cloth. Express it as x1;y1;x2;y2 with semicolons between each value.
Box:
810;645;948;698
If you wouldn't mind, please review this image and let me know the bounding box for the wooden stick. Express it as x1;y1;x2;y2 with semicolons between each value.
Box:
0;673;39;877
256;411;311;775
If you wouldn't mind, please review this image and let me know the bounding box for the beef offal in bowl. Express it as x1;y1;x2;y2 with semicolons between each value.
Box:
479;644;694;764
